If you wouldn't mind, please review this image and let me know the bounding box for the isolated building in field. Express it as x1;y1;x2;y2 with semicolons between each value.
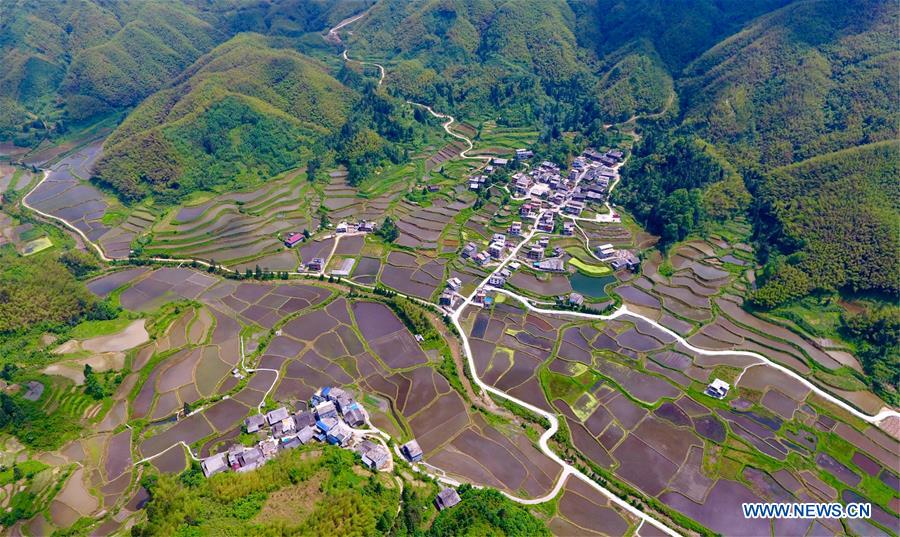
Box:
706;378;730;399
283;232;303;248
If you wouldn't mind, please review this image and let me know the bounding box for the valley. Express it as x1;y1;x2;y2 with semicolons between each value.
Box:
0;1;897;536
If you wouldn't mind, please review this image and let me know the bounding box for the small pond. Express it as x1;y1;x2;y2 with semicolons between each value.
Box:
569;273;616;299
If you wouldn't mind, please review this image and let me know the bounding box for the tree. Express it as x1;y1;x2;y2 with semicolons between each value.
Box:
84;364;104;399
377;217;399;243
307;156;321;182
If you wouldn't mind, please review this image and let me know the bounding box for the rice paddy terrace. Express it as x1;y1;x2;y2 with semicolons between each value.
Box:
9;36;899;537
11;266;654;536
14;131;900;536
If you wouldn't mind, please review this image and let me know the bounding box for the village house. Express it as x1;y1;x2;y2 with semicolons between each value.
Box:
343;403;366;427
568;292;584;307
706;378;730;399
492;233;507;244
236;447;264;472
509;221;522;235
201;452;228;478
484;165;494;175
266;407;291;427
474;251;490;266
508;261;521;271
447;277;462;291
607;149;624;161
492;157;509;167
315;399;338;420
462;242;477;259
358;220;375;232
245;414;266;433
326;420;353;446
605;249;640;272
435;488;462;511
439;291;454;306
357;440;391;470
564;201;584;216
513;174;531;196
537;214;555;233
488;241;504;259
307;257;325;272
488;273;506;287
401;440;423;462
582;148;603;162
335;221;348;233
562;221;574;236
527;245;544;261
515;148;534;160
519;203;536;218
535;257;566;272
283;232;303;248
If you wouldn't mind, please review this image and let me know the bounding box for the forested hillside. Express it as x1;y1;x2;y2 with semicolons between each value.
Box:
680;0;898;167
93;34;356;201
751;141;899;307
0;0;369;147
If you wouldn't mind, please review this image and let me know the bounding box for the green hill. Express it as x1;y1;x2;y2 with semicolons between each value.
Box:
0;0;368;147
680;0;899;167
751;141;900;307
348;0;590;122
93;34;356;201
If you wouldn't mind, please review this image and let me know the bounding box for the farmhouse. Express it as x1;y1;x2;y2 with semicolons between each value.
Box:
283;232;303;248
343;404;366;427
706;378;730;399
439;291;454;306
562;221;574;236
315;400;338;420
492;157;509;167
357;440;391;470
527;245;544;261
488;274;506;287
307;257;325;271
447;277;462;291
515;148;534;160
462;242;477;258
568;293;584;306
509;221;522;235
401;440;424;462
435;487;462;510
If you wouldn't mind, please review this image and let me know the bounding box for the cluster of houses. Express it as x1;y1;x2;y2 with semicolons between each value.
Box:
460;231;513;268
282;220;375;248
595;243;640;272
201;386;389;478
511;148;624;219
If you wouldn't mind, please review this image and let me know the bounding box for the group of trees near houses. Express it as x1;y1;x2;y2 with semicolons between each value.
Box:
614;130;749;247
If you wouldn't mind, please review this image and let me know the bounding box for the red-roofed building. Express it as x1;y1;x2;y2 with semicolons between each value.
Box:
283;232;303;248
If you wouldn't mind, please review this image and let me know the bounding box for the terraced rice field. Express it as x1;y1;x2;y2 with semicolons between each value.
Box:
79;268;569;502
461;282;900;536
